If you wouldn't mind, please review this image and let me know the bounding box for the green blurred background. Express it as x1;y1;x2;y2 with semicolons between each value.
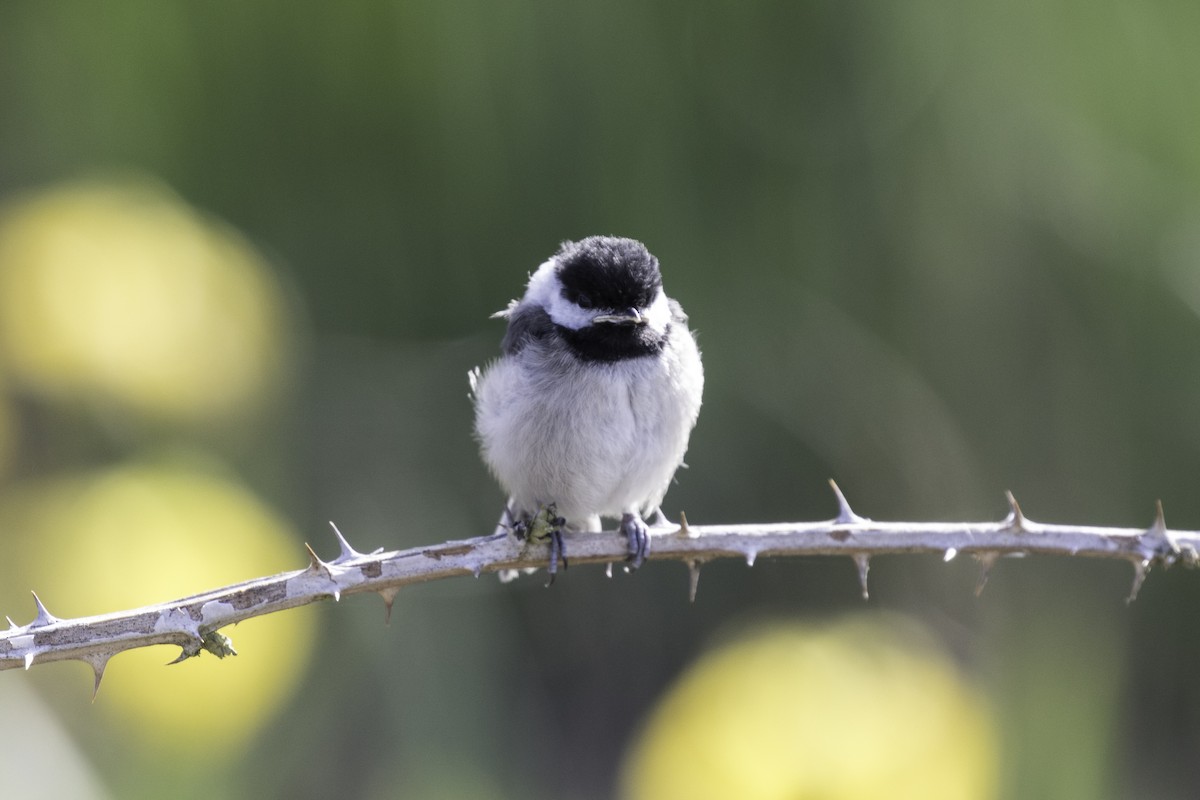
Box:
2;2;1200;798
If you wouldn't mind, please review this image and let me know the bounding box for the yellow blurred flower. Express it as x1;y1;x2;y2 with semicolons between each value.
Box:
0;371;13;479
0;179;289;424
1;461;314;756
622;616;998;800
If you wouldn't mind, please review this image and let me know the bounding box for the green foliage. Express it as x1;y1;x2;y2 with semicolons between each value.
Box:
2;2;1200;798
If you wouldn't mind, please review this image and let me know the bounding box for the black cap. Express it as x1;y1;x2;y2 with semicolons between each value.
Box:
555;237;662;312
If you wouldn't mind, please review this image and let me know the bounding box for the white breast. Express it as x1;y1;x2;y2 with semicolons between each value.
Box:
474;322;702;526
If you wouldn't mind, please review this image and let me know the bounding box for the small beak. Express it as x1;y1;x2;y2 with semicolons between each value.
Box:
593;308;646;326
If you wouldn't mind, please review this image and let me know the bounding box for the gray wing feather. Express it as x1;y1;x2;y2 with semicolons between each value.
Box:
501;304;556;355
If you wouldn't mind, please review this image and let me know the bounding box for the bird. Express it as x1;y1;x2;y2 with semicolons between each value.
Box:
470;235;703;582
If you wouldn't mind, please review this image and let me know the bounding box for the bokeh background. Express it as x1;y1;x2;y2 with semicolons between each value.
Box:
2;2;1200;798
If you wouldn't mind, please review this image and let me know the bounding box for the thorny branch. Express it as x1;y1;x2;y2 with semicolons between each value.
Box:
2;482;1197;697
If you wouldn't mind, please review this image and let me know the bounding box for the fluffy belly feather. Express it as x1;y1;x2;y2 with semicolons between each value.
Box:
475;329;701;524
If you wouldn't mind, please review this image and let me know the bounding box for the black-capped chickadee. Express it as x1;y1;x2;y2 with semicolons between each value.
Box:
470;236;703;580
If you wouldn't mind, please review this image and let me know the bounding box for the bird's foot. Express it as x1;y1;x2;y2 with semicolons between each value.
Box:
512;504;569;586
621;512;650;570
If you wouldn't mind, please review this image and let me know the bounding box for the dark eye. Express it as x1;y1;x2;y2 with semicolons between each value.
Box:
575;292;594;309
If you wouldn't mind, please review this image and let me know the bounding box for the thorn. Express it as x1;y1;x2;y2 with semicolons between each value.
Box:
1127;559;1150;604
304;542;326;572
328;521;365;563
24;651;36;670
167;634;204;665
1141;499;1179;564
943;548;958;562
744;549;758;568
605;562;614;579
852;554;870;600
974;551;999;597
676;511;693;538
1004;491;1027;532
6;616;17;630
379;587;400;624
686;560;702;603
829;479;866;524
29;591;59;628
81;655;110;702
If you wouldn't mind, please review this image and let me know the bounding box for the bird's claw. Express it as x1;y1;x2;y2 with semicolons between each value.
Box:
621;512;650;570
510;504;568;586
511;518;530;540
546;527;567;586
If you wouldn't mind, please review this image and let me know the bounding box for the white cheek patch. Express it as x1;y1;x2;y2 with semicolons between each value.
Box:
642;288;671;335
546;290;597;330
524;259;592;330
